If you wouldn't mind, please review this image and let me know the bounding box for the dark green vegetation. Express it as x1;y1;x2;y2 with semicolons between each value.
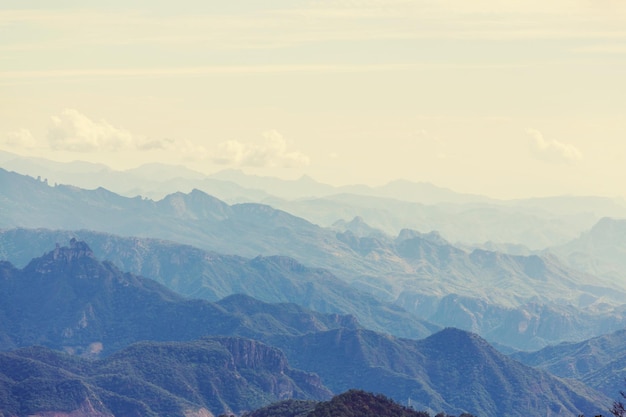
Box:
248;390;437;417
242;399;318;417
0;338;331;417
0;241;610;417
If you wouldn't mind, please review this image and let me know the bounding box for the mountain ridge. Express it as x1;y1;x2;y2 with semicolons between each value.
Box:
0;242;610;417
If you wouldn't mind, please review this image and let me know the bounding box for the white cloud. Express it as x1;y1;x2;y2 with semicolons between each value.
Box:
47;109;137;152
212;130;310;168
526;128;583;163
2;128;41;149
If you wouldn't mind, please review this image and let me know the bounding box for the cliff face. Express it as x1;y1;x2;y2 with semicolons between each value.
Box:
217;337;331;401
219;337;288;371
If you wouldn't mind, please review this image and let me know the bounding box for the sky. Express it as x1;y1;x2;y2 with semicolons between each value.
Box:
1;0;626;199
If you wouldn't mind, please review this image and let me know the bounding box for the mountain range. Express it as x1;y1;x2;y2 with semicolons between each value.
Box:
0;241;610;417
0;228;435;340
0;338;331;417
512;327;626;401
3;152;626;249
1;170;626;350
0;238;363;354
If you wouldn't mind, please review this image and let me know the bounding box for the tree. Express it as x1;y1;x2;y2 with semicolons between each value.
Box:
610;387;626;417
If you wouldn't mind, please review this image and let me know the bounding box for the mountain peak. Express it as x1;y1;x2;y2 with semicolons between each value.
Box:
52;238;94;262
422;327;494;354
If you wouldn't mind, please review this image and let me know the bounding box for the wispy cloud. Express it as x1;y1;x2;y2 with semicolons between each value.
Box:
1;128;40;150
526;128;583;163
47;109;138;152
211;130;310;168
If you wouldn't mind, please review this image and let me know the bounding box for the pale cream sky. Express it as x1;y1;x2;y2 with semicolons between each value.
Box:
1;0;626;199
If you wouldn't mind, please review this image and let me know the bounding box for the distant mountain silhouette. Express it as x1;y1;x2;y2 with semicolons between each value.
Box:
552;217;626;280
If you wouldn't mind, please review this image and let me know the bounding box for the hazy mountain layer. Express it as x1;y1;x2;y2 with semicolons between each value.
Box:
0;239;360;354
4;155;626;248
550;217;626;281
0;230;435;340
2;226;626;351
2;169;626;349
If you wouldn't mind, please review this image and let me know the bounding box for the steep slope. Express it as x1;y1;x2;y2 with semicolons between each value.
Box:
273;328;607;417
0;239;359;354
0;338;331;417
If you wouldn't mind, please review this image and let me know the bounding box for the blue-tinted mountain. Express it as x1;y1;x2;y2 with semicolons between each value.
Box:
0;243;609;417
551;217;626;281
5;155;626;247
511;327;626;400
2;169;626;350
0;240;359;355
0;338;331;417
0;229;435;340
271;327;607;417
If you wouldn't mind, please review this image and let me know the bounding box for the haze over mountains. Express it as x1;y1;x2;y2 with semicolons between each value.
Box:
2;166;626;350
0;241;610;417
1;155;626;416
3;150;626;249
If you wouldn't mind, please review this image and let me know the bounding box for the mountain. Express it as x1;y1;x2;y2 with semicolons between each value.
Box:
550;217;626;281
273;327;607;417
0;153;270;202
511;328;626;400
270;193;600;250
0;239;361;354
0;243;609;417
2;225;626;351
0;338;331;417
0;230;435;340
7;155;626;249
2;169;626;349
